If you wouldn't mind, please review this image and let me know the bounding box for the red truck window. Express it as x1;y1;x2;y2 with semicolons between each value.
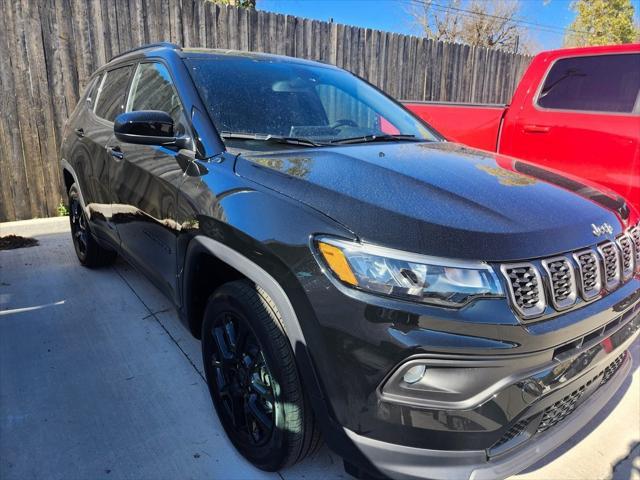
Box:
537;53;640;114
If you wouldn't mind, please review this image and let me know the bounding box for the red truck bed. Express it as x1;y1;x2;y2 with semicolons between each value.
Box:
404;102;506;152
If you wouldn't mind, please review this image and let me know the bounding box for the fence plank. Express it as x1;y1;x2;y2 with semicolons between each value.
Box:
205;2;217;48
35;0;65;211
0;0;28;220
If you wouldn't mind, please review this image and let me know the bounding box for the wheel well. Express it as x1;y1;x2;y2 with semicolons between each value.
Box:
186;252;247;339
63;169;74;194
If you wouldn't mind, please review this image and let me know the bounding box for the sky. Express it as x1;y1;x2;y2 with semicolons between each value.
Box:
256;0;585;52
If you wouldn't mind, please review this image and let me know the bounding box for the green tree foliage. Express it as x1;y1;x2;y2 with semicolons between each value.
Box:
564;0;638;46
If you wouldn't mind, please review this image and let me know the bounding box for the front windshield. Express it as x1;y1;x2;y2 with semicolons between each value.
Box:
185;55;440;146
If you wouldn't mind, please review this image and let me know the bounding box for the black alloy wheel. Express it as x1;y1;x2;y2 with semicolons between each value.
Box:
67;183;117;267
210;311;275;446
202;280;322;471
69;192;89;261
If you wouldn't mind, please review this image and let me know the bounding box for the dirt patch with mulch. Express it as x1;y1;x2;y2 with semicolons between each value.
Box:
0;235;40;250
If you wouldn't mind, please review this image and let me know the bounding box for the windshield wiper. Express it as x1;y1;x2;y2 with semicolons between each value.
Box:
328;134;420;145
220;132;325;147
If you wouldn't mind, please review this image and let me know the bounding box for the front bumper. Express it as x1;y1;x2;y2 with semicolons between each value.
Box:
345;346;634;480
295;250;639;477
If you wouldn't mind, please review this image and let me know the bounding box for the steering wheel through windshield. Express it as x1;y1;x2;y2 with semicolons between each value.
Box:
330;119;359;129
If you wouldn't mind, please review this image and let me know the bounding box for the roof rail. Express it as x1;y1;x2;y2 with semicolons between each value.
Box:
109;42;181;62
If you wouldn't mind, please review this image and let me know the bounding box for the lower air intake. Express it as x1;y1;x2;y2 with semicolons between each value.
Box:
538;352;626;433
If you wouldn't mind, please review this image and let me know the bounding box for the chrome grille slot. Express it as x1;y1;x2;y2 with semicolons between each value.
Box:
541;257;577;310
597;241;621;290
616;234;635;280
630;226;640;267
501;263;546;319
573;249;602;301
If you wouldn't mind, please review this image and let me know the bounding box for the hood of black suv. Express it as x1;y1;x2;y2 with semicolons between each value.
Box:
235;141;622;261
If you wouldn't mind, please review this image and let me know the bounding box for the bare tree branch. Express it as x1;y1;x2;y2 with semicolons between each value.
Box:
408;0;538;53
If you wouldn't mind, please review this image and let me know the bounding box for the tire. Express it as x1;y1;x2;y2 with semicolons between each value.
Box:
201;280;322;471
68;183;117;268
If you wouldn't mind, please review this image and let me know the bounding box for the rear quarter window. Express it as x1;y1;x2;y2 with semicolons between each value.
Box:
80;74;102;110
94;65;134;122
537;53;640;114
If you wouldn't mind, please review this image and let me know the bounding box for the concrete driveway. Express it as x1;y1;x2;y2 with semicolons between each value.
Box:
1;217;638;480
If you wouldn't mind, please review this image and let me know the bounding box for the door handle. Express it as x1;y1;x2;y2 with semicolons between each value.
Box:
74;128;85;138
523;124;551;133
107;145;124;159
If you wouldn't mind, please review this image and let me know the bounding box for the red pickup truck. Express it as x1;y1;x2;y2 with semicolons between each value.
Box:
404;44;640;211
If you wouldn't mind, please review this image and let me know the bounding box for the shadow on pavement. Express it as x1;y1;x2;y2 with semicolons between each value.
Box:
612;442;640;480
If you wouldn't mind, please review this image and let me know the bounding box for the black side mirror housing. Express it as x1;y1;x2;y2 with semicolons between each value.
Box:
114;110;181;146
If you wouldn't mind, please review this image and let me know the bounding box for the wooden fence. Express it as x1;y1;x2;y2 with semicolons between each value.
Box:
0;0;532;221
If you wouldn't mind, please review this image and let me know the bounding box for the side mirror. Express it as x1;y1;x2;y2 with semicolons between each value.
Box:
114;110;179;146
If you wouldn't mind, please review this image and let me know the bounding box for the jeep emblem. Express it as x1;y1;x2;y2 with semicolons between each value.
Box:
591;222;613;237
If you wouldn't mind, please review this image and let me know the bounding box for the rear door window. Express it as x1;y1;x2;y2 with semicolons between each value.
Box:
537;53;640;113
95;65;134;122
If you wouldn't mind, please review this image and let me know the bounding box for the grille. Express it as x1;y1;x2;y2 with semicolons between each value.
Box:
501;264;546;319
630;226;640;267
542;257;577;310
616;234;635;280
601;352;626;386
500;228;636;320
537;352;626;433
538;386;584;432
598;241;621;290
573;250;602;301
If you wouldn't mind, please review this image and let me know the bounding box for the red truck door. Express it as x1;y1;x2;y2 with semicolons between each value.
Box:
500;52;640;208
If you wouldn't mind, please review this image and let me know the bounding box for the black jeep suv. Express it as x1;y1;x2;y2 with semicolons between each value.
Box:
60;43;640;480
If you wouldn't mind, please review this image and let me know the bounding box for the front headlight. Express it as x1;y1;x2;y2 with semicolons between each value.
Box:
314;236;503;307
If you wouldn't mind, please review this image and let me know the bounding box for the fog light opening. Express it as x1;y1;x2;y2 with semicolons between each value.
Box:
403;365;426;384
